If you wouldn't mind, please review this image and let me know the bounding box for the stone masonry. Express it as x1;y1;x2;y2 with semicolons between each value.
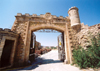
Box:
76;23;100;49
0;28;18;68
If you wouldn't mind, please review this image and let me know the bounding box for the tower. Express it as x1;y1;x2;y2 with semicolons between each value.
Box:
68;7;81;32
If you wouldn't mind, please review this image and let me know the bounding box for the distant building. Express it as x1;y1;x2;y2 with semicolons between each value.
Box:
35;41;41;50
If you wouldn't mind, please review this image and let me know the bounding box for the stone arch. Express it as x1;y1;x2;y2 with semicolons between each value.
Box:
11;13;73;66
24;23;66;62
31;24;65;32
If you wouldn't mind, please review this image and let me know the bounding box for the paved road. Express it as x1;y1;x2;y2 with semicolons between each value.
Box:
15;50;82;71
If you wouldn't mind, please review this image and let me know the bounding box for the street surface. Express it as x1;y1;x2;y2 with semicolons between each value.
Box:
15;50;82;71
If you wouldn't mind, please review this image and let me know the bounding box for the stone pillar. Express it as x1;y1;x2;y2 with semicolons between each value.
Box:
24;21;31;64
64;30;68;64
64;23;73;64
11;20;28;66
64;23;72;64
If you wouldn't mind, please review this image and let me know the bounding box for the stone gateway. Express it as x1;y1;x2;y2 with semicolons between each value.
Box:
11;6;81;66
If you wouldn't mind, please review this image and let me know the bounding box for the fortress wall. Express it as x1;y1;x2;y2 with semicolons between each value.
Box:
75;23;100;49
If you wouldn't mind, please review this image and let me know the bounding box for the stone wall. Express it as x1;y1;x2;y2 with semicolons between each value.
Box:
0;28;18;68
75;23;100;49
66;23;100;62
0;28;18;44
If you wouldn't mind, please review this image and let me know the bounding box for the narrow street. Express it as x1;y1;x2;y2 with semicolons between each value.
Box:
15;50;81;71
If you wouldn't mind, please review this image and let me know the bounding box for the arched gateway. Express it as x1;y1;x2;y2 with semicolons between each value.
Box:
11;7;81;66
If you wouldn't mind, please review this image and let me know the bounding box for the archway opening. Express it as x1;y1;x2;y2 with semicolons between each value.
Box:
29;28;65;64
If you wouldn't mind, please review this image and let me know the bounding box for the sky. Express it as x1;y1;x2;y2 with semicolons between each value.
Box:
0;0;100;46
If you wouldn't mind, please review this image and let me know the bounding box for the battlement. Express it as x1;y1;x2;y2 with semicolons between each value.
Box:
25;13;30;16
16;13;67;19
0;28;18;34
17;13;22;16
68;6;78;13
46;12;51;14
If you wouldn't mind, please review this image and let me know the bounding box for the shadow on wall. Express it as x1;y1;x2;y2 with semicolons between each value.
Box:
11;57;62;70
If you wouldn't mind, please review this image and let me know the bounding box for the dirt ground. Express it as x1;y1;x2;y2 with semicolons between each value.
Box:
11;50;100;71
15;50;81;71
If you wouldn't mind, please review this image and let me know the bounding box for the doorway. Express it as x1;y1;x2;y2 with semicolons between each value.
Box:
0;40;14;67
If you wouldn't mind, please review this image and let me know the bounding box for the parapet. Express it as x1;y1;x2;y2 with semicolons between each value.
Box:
59;16;64;19
40;14;44;17
25;13;30;16
15;13;67;20
46;12;51;14
68;6;78;13
0;28;18;35
17;13;22;16
32;14;37;17
52;15;57;18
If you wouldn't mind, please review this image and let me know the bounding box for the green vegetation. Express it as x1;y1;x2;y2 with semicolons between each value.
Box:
51;47;57;49
72;33;100;69
46;47;50;49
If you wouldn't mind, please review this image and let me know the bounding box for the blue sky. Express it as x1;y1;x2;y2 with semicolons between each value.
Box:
0;0;100;46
